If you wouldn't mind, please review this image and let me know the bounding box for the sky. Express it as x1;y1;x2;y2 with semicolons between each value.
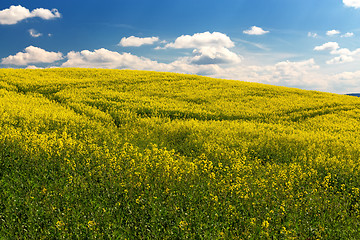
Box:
1;0;360;93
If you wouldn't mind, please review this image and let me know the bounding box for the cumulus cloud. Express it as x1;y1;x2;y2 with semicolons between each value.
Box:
326;55;354;64
328;70;360;93
190;47;242;65
243;26;269;35
118;36;159;47
165;32;235;49
182;56;360;93
314;42;360;64
212;59;322;88
31;8;60;20
61;48;171;71
343;0;360;8
314;42;340;51
0;5;60;25
29;29;42;38
204;57;360;93
60;48;233;77
326;30;340;36
163;32;241;65
257;59;322;88
7;45;357;93
341;32;354;37
1;46;63;65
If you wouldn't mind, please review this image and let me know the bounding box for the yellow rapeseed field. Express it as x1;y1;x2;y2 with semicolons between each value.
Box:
1;68;360;239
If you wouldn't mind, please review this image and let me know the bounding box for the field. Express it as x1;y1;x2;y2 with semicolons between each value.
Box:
1;68;360;239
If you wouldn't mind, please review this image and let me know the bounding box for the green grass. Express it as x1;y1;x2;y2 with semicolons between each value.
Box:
1;68;360;239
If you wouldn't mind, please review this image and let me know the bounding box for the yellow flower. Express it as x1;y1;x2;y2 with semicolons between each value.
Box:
262;220;269;229
56;220;65;229
88;220;96;229
179;220;188;230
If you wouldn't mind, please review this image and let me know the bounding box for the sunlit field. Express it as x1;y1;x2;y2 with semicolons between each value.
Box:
1;68;360;239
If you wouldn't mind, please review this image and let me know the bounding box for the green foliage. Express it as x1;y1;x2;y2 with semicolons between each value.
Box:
1;68;360;239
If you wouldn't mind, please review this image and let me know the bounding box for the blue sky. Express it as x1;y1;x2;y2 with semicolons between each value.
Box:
1;0;360;93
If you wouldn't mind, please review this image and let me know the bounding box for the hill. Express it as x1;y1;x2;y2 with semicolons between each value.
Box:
1;68;360;239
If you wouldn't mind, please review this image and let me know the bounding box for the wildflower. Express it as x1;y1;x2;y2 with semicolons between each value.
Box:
56;220;65;229
88;220;96;229
262;220;269;229
179;220;188;230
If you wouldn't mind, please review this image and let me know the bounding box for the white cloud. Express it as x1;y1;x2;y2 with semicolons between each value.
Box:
243;26;269;35
0;5;61;25
62;48;170;71
190;47;242;65
181;57;360;93
204;58;360;93
326;30;340;36
29;29;42;38
118;36;159;47
329;70;360;93
31;8;60;20
165;32;235;49
258;59;322;88
308;32;318;38
314;42;340;51
341;32;354;37
326;55;354;64
8;45;359;93
343;0;360;8
0;5;31;25
1;46;63;65
212;59;323;88
25;65;43;69
60;48;234;77
162;32;241;65
314;42;360;64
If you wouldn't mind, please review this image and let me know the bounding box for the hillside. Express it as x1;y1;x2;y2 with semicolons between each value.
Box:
1;68;360;239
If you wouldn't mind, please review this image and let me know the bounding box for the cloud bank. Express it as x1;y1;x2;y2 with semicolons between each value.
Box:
3;30;360;94
1;46;63;65
62;48;169;71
